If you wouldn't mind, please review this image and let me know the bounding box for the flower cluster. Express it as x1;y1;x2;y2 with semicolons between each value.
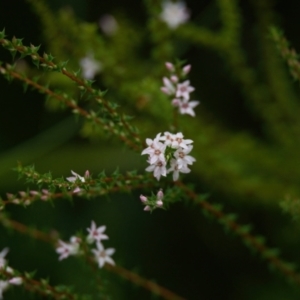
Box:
140;189;164;212
0;248;23;299
56;221;115;268
161;62;200;117
160;0;190;29
142;132;196;181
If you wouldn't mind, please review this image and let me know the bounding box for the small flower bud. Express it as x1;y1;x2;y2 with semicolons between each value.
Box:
157;190;164;200
182;64;191;75
156;200;163;207
165;62;175;72
171;75;178;83
140;195;148;203
9;277;23;285
144;205;151;211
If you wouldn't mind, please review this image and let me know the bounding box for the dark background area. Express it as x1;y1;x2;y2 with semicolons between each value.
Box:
1;1;300;299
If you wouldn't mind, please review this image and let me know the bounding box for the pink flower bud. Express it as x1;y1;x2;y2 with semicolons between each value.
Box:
157;189;164;200
165;62;175;72
9;277;23;285
19;191;26;197
140;195;148;203
144;205;151;211
182;64;191;75
171;99;181;107
84;170;90;178
171;75;179;83
156;200;163;207
73;187;81;194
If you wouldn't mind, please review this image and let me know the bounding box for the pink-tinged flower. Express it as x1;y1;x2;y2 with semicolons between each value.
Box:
67;170;86;183
92;242;115;268
161;77;176;95
169;132;193;149
86;221;109;244
173;98;199;117
167;159;191;181
146;141;166;165
56;236;81;261
79;54;102;79
143;133;162;152
174;145;196;168
176;80;195;100
145;160;167;181
144;205;151;211
160;1;190;29
159;131;175;146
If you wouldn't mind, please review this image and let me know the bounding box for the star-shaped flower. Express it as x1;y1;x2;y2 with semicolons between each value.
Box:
86;221;109;244
56;236;81;261
92;242;115;268
176;80;195;100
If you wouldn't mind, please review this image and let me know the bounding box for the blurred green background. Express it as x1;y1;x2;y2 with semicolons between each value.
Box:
1;0;300;299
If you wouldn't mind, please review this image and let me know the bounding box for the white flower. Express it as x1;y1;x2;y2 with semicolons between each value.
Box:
143;140;166;165
167;159;191;181
174;145;196;168
166;132;193;149
159;131;175;146
66;170;86;183
172;98;199;117
56;236;81;261
79;54;102;79
92;242;115;268
86;221;109;244
160;1;190;29
145;159;167;180
176;80;195;100
161;77;176;95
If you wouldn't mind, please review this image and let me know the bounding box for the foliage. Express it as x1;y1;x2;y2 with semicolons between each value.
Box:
1;0;300;299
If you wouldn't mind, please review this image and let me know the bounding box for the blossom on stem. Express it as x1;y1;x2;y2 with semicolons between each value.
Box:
172;98;200;117
142;132;195;181
56;236;81;261
161;77;176;95
86;221;109;244
79;54;102;79
161;61;200;117
92;242;115;268
176;80;195;100
160;1;190;29
167;159;191;181
67;170;86;183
